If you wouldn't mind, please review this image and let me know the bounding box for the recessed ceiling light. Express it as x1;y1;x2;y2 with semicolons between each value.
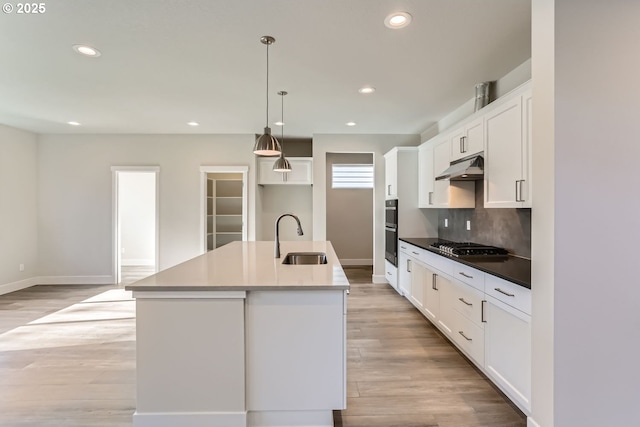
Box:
384;12;412;29
274;121;284;126
346;122;356;127
67;121;81;126
72;44;101;57
358;86;376;94
187;121;199;126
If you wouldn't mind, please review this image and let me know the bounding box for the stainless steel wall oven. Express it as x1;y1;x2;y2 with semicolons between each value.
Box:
385;199;398;266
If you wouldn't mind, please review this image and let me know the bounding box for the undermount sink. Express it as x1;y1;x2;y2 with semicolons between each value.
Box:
282;252;328;265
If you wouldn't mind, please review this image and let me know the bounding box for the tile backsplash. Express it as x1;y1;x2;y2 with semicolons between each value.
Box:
437;184;531;258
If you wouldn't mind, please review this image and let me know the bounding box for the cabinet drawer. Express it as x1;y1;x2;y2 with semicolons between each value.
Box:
452;263;485;292
485;274;531;315
385;260;398;290
451;310;485;366
450;280;485;328
422;249;453;276
398;242;420;256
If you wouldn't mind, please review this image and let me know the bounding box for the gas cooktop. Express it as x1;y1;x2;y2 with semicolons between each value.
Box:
429;241;509;258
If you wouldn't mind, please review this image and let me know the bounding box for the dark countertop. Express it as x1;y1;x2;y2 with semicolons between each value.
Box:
399;237;531;289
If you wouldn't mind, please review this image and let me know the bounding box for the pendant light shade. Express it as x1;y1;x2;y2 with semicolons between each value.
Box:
254;36;281;156
273;91;292;172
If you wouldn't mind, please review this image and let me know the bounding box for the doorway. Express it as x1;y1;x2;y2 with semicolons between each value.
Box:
112;167;159;285
326;153;374;265
200;166;249;253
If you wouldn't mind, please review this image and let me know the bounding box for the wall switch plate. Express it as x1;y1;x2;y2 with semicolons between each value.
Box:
444;218;448;227
19;264;24;271
466;220;471;231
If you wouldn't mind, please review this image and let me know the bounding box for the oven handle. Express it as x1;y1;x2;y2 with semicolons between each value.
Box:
385;226;397;232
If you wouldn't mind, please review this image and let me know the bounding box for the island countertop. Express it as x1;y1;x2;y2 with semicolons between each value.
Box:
125;240;350;292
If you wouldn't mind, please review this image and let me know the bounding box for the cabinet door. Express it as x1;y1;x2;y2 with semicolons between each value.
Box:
484;296;532;413
484;96;524;208
520;90;532;207
258;158;312;185
284;159;313;184
435;274;453;336
449;127;465;161
384;149;398;199
417;143;434;208
398;252;411;297
432;139;451;207
409;261;425;310
465;117;484;156
422;265;439;322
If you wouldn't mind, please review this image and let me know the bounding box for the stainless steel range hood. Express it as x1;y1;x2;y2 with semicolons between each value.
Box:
435;154;484;181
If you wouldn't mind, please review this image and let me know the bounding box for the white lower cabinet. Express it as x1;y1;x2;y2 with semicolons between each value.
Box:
384;260;398;292
484;295;532;414
398;241;531;415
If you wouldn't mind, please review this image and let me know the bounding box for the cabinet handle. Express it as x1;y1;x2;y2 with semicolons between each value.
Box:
481;300;486;323
428;191;433;205
519;180;525;202
515;180;525;202
432;273;438;290
400;245;407;250
458;331;472;342
459;272;473;279
458;297;472;306
407;259;411;273
459;137;464;153
515;180;519;201
412;251;420;255
494;288;515;297
387;184;391;195
461;136;467;153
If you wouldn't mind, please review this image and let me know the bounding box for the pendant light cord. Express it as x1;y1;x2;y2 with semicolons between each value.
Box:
266;42;269;127
281;92;284;152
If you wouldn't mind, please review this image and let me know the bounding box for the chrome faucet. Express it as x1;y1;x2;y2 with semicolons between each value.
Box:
274;213;304;258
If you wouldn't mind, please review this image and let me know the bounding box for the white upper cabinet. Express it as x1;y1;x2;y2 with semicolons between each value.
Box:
450;116;484;162
484;83;532;208
417;143;434;208
257;157;313;185
418;136;475;209
384;149;399;199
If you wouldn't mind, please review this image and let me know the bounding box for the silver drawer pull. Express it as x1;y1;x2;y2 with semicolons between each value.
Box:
458;297;472;306
458;331;472;342
400;246;407;249
494;288;515;297
412;251;420;255
459;272;473;279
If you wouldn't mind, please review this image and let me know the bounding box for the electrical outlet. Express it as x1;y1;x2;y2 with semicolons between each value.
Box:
19;264;24;272
444;218;448;228
466;220;471;231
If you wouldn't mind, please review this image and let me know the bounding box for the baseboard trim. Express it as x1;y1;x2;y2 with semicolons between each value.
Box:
0;277;37;296
248;409;333;426
372;274;388;284
35;275;115;285
527;417;542;427
132;411;246;427
339;259;373;266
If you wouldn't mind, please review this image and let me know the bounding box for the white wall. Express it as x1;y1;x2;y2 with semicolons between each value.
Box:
530;0;554;426
326;153;374;264
119;172;156;266
258;185;312;242
549;1;640;426
312;134;420;280
37;134;256;282
0;124;38;294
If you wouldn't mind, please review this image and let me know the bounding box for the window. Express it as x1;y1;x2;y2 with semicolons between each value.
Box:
331;164;374;189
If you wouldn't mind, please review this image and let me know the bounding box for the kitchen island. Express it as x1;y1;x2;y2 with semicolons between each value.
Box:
125;241;349;427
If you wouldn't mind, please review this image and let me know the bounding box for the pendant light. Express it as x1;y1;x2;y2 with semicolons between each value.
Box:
273;91;292;172
253;36;282;156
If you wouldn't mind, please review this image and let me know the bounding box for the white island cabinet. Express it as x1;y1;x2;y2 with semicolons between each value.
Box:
126;241;349;427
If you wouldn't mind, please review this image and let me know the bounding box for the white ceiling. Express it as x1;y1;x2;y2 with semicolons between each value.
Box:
0;0;531;138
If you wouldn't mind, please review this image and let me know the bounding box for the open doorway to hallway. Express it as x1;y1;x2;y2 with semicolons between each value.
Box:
112;167;159;285
326;153;374;266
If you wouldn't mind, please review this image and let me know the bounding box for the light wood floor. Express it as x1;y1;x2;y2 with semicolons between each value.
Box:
0;266;525;427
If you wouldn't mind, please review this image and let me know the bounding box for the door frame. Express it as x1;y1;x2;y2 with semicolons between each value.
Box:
111;166;160;284
200;166;249;253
